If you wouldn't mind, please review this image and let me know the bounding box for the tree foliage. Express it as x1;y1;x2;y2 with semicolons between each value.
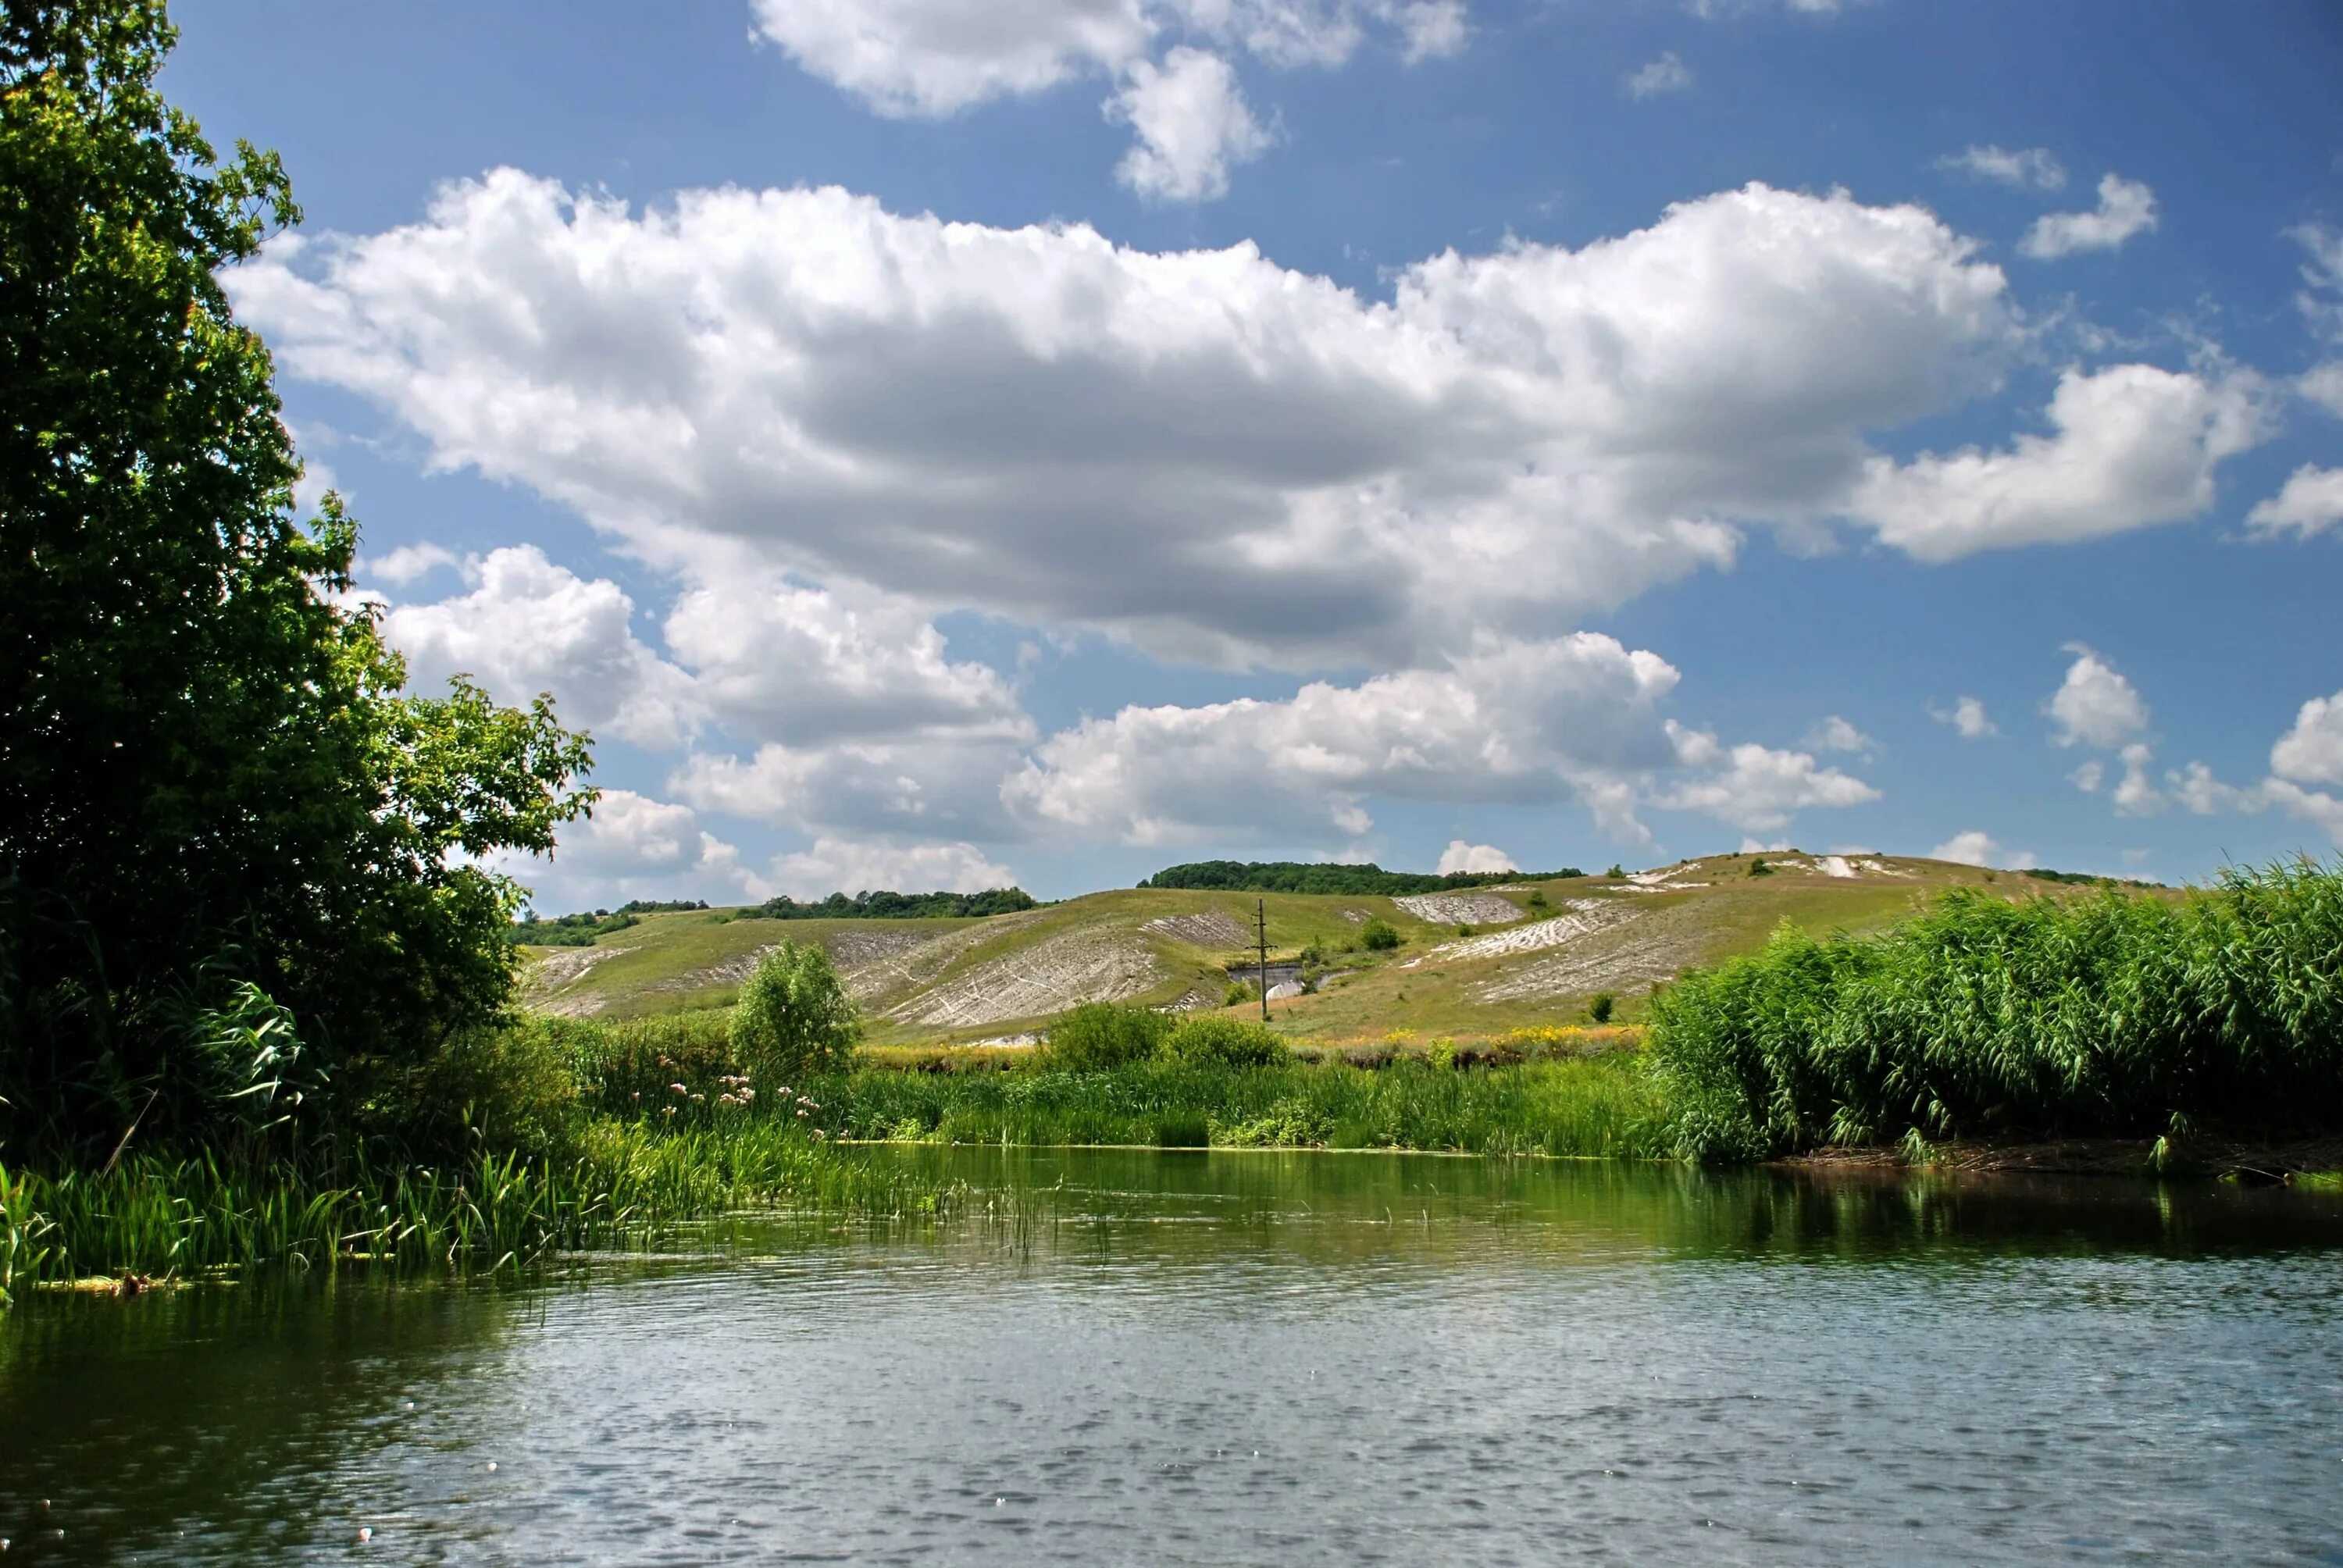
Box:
0;2;594;1156
743;888;1037;921
729;943;862;1081
1139;861;1581;896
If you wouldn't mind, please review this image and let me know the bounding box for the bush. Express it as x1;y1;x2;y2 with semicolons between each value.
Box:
730;943;862;1081
1589;992;1615;1025
1163;1014;1288;1067
1361;918;1401;951
1526;890;1550;910
1748;857;1774;878
1042;1002;1171;1071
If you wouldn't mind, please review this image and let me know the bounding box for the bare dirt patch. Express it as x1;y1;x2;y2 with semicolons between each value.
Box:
1418;901;1630;963
1473;900;1719;1002
1393;892;1525;927
847;917;1043;1007
1142;911;1251;948
519;945;635;1014
893;925;1164;1028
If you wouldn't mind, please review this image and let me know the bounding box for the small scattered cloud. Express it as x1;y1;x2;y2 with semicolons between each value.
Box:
1928;695;1998;739
1396;1;1468;61
1108;48;1275;203
1930;829;2037;870
2019;173;2157;260
1435;839;1517;874
2070;760;2103;793
2045;643;2149;750
1804;715;1873;754
2300;363;2343;419
360;541;461;586
2113;741;2164;817
1625;52;1692;98
1936;144;2067;191
2246;465;2343;540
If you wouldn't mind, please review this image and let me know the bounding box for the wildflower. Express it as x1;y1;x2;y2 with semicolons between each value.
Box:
670;1083;688;1095
795;1108;809;1118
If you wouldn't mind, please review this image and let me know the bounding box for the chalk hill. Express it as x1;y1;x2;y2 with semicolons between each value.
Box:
519;853;2149;1043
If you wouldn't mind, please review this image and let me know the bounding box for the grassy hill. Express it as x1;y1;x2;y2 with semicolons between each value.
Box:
519;852;2145;1044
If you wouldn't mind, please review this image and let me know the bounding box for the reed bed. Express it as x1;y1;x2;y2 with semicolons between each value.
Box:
0;1122;950;1300
1649;859;2343;1160
795;1055;1669;1158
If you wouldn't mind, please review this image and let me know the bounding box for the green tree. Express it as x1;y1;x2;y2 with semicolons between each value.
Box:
729;943;862;1080
0;2;594;1156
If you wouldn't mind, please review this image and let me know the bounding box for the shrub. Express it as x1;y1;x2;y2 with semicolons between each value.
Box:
1607;864;1625;879
1748;857;1773;878
729;943;862;1081
1589;992;1615;1025
1042;1002;1170;1070
1361;918;1401;951
1526;890;1550;910
1164;1014;1287;1067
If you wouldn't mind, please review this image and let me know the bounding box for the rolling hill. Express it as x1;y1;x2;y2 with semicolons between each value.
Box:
518;852;2140;1044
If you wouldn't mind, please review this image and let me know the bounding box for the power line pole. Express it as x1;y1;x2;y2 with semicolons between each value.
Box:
1257;897;1270;1022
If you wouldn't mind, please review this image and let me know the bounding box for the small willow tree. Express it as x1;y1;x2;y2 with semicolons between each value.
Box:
0;2;595;1156
730;944;863;1082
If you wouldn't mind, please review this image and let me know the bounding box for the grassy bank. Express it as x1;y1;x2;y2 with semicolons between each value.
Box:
798;1056;1667;1156
0;1122;949;1303
1650;859;2343;1160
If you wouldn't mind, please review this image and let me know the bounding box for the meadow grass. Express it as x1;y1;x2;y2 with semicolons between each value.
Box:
1649;858;2343;1160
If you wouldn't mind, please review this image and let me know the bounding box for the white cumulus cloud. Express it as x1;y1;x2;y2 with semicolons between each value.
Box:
236;174;2044;672
768;836;1019;896
1929;829;2035;869
1107;48;1273;201
371;546;696;749
1847;363;2266;561
360;541;460;586
2019;173;2157;260
1929;695;1998;739
1002;633;1685;845
2271;690;2343;788
2246;464;2343;540
1657;722;1881;831
1805;715;1872;754
1435;839;1516;874
2045;643;2149;750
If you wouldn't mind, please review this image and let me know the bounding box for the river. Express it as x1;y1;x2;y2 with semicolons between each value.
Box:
5;1149;2341;1563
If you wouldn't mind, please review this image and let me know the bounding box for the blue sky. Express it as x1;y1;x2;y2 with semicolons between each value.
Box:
165;0;2343;905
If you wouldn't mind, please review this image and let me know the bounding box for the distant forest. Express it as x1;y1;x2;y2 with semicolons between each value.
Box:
1139;861;1582;896
740;888;1039;921
509;900;710;946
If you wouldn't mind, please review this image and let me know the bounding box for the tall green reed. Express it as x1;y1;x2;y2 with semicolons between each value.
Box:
1649;858;2343;1160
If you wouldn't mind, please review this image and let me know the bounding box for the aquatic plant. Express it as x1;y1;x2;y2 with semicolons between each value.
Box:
794;1055;1667;1158
0;1123;949;1292
1649;859;2343;1160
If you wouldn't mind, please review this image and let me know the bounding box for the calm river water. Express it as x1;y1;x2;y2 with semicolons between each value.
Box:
5;1149;2342;1564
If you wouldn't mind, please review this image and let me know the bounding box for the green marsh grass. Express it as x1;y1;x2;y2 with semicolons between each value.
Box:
797;1055;1668;1157
0;1122;953;1297
1650;858;2343;1160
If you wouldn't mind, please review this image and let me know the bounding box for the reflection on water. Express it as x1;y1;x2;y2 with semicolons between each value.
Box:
5;1153;2341;1564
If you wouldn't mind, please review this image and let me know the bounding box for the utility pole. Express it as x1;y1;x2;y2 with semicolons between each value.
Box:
1257;897;1270;1021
